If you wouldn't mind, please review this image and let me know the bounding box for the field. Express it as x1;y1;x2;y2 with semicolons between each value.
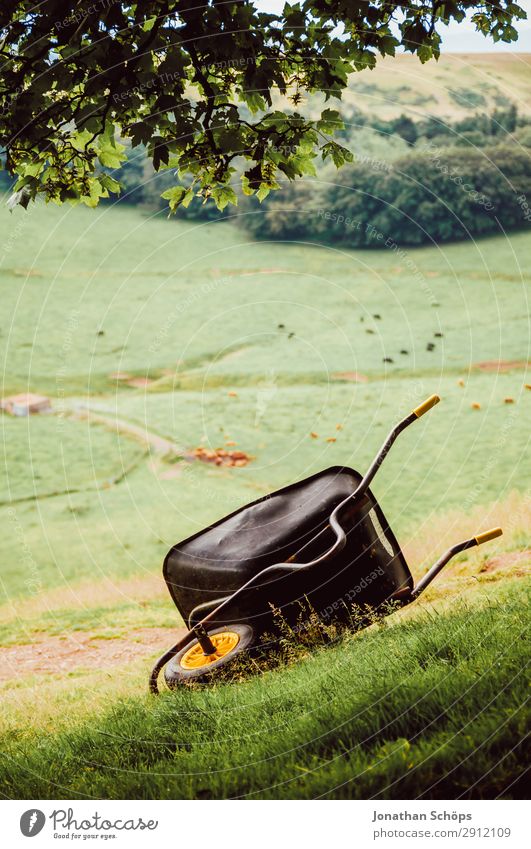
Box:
0;194;529;799
296;52;531;122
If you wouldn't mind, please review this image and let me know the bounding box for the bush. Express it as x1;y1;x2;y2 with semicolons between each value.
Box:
0;156;13;195
514;126;531;148
240;146;531;247
241;179;322;241
449;88;487;109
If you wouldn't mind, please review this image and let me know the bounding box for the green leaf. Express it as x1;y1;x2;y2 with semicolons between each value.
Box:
161;185;187;211
70;129;96;152
211;185;238;211
240;176;255;197
417;44;434;63
97;138;127;169
321;141;353;168
129;122;153;148
243;91;267;114
99;173;121;194
143;15;157;32
181;189;194;209
80;177;107;208
317;109;344;134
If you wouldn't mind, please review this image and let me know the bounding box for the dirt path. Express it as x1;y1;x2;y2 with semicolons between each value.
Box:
479;550;530;574
472;360;529;373
3;403;187;506
70;405;190;458
0;626;187;684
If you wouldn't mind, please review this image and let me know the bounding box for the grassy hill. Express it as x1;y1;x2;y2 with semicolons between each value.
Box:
0;196;529;799
2;580;528;800
300;53;531;123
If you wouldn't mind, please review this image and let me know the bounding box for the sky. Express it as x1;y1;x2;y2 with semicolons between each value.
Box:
255;1;531;52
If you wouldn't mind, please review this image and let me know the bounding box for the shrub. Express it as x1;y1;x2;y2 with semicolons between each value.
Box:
241;180;322;241
449;88;487;109
240;145;531;247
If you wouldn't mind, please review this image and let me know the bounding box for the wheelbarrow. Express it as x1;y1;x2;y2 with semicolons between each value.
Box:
150;395;502;693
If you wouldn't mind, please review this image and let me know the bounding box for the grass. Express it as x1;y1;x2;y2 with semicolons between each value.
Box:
0;597;174;648
0;578;528;799
0;415;145;503
337;53;531;122
112;373;530;524
1;201;529;396
0;191;529;798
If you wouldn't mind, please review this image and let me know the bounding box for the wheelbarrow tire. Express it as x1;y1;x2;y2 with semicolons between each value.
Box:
164;623;255;687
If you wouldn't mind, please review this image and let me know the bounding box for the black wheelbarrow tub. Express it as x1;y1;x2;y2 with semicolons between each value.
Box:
163;466;413;631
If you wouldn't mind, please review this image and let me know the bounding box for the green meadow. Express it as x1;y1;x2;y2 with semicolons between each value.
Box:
2;582;528;800
0;199;529;799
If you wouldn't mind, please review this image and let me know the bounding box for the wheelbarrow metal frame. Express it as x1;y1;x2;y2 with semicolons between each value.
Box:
149;395;502;694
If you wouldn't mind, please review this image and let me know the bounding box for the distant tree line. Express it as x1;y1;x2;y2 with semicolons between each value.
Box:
240;104;531;246
331;102;526;149
242;144;531;247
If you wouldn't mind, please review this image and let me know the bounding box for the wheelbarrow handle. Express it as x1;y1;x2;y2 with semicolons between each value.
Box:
149;630;196;694
412;394;440;418
349;394;440;500
284;394;441;566
411;526;503;598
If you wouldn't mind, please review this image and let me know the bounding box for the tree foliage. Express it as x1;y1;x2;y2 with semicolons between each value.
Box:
0;1;525;211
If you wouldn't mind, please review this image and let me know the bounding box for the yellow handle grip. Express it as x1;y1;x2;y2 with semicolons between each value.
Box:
474;527;503;545
412;394;440;418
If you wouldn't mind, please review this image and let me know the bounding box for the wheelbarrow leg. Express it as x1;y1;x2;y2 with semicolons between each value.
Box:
411;527;503;598
194;623;218;655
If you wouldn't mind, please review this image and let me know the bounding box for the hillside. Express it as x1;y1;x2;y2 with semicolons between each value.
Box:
294;53;531;123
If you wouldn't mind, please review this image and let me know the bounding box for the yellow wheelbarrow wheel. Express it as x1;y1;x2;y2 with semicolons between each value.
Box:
164;623;255;686
180;630;241;669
